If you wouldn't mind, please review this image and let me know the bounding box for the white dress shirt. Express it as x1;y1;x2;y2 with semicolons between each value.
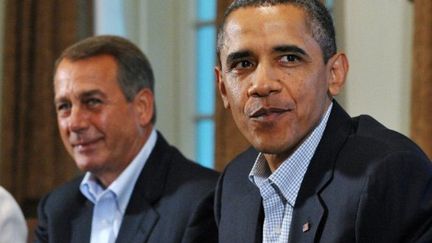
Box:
80;129;157;243
0;186;28;243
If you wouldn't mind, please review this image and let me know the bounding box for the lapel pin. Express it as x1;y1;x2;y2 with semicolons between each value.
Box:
302;222;310;232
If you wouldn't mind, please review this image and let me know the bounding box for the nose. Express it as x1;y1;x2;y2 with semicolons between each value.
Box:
67;106;89;133
247;63;281;97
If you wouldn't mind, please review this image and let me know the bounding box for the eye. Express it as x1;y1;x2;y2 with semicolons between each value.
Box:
85;98;102;108
230;60;254;72
56;102;71;112
279;54;302;66
55;102;71;117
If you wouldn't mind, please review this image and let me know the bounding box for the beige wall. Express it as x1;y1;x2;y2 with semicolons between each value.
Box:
95;0;197;159
337;0;413;136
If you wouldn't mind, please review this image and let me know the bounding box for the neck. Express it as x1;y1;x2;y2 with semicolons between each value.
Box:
264;153;288;172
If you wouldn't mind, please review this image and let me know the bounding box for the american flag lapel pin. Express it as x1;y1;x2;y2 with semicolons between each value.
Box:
302;222;310;232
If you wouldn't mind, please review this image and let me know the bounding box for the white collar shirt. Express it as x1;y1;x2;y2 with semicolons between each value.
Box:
80;129;157;243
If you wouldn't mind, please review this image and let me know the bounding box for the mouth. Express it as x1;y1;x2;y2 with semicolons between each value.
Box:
250;107;288;118
71;137;103;152
248;107;292;120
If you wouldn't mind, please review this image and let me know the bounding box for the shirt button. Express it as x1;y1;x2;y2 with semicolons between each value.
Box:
274;227;281;235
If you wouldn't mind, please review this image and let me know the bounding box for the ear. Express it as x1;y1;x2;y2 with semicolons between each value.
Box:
327;52;349;96
215;66;230;109
133;89;154;126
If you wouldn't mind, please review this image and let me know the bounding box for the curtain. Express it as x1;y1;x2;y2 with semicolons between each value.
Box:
411;0;432;160
0;0;93;217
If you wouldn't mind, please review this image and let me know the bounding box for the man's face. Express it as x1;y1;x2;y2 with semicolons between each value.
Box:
54;55;152;184
216;5;341;165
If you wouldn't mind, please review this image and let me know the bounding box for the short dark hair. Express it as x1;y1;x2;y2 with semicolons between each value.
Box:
55;35;157;123
217;0;336;64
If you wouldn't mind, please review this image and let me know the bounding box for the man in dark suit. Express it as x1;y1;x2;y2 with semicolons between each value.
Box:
215;0;432;242
35;35;218;243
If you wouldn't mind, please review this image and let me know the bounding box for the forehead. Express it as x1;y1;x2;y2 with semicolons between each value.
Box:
220;5;318;56
54;55;120;95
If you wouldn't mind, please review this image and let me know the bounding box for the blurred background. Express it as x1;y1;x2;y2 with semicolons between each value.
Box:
0;0;430;220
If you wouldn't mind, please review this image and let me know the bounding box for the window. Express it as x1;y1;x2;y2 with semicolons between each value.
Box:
94;0;217;168
325;0;335;14
94;0;126;37
195;0;216;168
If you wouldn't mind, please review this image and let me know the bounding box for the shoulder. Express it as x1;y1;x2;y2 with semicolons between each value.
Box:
345;115;430;165
0;186;28;243
0;186;18;205
339;116;432;241
222;147;258;182
147;134;219;203
335;115;432;195
153;133;219;188
0;186;27;228
165;145;219;194
215;147;259;203
38;175;85;212
148;142;219;225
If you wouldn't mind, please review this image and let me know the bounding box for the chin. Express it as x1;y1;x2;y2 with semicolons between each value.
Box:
249;134;296;155
250;139;282;153
74;157;102;173
256;145;288;155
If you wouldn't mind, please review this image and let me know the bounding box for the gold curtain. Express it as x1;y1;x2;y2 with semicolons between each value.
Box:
411;0;432;160
0;0;93;217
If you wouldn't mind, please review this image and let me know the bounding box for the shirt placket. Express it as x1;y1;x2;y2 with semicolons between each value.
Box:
261;180;286;243
91;192;117;243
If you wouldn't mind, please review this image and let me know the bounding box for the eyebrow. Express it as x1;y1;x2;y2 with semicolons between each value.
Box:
225;50;253;66
273;45;308;56
79;90;105;99
225;45;310;66
54;89;105;104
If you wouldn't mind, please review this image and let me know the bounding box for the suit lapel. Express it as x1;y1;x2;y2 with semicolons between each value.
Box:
115;199;159;243
115;133;171;243
219;148;264;243
236;188;263;243
70;199;93;243
289;101;353;242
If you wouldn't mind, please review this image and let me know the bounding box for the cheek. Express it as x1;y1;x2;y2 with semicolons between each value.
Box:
291;72;327;100
94;114;111;133
101;109;134;136
57;119;68;135
225;78;246;108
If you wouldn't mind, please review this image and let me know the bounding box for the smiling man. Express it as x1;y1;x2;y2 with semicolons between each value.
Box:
215;1;432;242
35;35;218;243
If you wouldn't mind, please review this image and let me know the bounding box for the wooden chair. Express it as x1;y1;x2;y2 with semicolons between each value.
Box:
26;218;38;243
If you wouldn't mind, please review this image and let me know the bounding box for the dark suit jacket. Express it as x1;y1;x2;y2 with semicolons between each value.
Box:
215;101;432;243
36;133;219;243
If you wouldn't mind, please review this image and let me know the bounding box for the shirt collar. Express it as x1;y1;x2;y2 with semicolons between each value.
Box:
249;103;333;206
80;129;157;214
